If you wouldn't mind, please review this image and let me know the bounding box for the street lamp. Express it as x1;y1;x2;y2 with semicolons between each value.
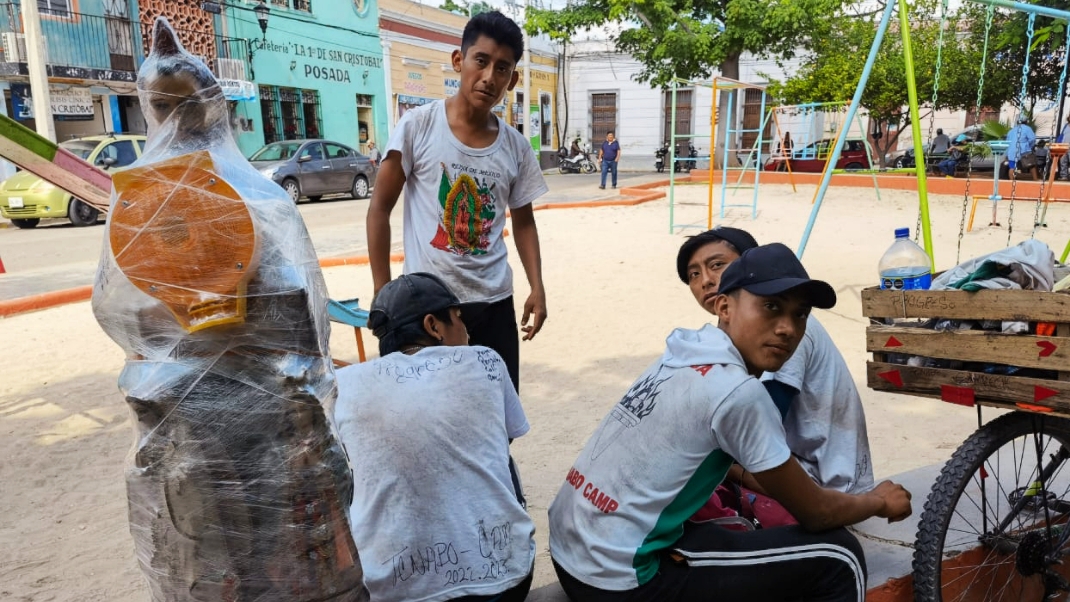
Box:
253;1;270;40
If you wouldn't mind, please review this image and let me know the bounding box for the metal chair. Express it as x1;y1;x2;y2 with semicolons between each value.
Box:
327;298;368;364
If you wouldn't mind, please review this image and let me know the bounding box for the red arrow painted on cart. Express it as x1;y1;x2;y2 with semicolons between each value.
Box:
941;385;976;407
877;370;903;388
1037;341;1057;358
885;336;903;348
1035;386;1059;403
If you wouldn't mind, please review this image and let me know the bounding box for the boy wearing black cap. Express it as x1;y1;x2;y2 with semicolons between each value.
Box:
548;244;911;602
678;226;874;495
333;273;535;602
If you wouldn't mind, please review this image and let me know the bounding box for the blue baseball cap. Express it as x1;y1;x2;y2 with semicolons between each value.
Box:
717;243;836;309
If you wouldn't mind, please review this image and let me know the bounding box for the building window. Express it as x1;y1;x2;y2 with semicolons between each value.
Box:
591;92;617;143
301;89;322;139
741;88;771;154
268;0;312;11
513;91;524;134
260;86;323;143
540;92;552;148
38;0;71;16
662;89;692;146
260;85;281;143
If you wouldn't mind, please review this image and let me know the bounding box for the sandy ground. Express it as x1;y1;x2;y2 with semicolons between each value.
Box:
2;182;1067;600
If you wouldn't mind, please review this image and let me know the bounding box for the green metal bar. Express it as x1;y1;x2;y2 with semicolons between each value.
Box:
899;0;936;272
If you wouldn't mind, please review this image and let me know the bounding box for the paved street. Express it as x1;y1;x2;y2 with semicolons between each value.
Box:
0;171;666;302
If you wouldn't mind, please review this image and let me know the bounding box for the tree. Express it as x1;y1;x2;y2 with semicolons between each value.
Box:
438;0;492;16
526;0;847;163
439;0;467;14
771;3;1070;167
769;7;943;167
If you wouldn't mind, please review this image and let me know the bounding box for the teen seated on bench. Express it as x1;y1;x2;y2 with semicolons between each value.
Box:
548;244;911;602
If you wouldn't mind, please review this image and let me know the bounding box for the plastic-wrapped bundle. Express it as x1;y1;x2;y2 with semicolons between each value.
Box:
91;18;367;601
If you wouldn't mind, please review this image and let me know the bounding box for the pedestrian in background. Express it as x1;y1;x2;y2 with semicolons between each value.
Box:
366;140;381;167
599;131;621;189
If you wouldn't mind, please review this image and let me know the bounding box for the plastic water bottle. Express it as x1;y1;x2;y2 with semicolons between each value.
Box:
878;228;932;290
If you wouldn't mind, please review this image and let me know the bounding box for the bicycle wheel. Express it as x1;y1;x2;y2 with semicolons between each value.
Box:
914;412;1070;602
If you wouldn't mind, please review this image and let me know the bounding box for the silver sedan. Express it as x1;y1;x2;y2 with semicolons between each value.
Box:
250;139;378;202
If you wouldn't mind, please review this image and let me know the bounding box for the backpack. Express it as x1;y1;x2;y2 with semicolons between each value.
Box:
690;481;799;531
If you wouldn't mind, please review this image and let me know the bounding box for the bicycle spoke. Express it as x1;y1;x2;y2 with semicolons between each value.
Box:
915;414;1070;602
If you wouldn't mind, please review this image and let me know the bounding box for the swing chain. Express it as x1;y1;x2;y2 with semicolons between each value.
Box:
1032;32;1070;237
921;0;950;244
959;5;996;264
1007;13;1037;247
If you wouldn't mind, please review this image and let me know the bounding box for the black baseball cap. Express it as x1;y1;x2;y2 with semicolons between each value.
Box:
368;273;485;338
717;243;836;309
676;226;759;283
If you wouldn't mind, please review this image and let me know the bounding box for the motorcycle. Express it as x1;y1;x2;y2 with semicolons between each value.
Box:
558;147;597;174
655;143;699;173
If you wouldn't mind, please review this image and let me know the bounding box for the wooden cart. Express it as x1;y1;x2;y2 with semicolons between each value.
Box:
863;287;1070;415
862;285;1070;601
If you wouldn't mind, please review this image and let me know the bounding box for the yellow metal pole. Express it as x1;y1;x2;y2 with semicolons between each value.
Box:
708;79;718;229
899;0;935;271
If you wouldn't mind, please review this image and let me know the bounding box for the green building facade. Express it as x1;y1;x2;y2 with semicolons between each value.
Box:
225;0;388;158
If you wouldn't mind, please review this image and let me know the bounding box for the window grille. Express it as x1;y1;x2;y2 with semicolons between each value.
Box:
302;90;322;139
260;85;281;143
591;92;617;143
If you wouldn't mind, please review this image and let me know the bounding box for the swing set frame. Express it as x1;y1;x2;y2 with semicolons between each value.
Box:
797;0;1070;268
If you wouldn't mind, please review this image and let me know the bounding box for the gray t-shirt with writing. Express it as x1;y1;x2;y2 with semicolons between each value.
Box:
386;100;548;303
333;346;534;602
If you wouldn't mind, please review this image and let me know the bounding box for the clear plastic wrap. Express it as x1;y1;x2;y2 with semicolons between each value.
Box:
91;18;367;601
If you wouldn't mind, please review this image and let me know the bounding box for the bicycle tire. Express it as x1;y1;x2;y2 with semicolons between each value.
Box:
913;412;1070;602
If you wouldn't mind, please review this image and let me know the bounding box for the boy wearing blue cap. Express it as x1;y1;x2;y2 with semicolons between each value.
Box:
548;244;911;602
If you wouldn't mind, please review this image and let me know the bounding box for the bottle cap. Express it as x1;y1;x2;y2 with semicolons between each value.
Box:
894;227;910;238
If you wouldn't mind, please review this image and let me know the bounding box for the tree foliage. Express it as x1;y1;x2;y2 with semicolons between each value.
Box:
772;2;1070;166
527;0;846;86
438;0;492;16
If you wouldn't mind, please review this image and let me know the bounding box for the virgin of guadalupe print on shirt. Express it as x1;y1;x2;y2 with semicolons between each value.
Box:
430;162;496;256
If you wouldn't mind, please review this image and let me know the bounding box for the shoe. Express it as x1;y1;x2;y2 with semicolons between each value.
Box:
598;185;605;189
989;222;1002;227
1036;222;1048;228
612;185;616;189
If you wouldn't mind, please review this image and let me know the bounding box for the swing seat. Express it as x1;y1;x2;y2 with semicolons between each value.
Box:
327;298;369;364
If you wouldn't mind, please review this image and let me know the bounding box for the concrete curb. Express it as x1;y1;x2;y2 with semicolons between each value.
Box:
0;284;93;318
0;189;666;319
0;255;408;319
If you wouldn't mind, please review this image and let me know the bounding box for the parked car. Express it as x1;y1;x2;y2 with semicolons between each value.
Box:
763;138;871;172
0;133;146;229
250;139;377;203
890;148;918;169
942;126;1015;172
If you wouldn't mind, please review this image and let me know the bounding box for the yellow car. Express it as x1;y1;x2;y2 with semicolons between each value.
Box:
0;134;146;228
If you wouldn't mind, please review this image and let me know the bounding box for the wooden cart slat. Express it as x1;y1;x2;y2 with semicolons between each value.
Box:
862;287;1070;322
867;361;1070;413
866;325;1070;371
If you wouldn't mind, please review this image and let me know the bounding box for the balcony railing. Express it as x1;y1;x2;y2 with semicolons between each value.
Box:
0;3;250;82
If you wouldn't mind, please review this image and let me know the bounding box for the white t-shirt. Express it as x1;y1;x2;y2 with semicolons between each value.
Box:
548;326;791;591
387;100;549;304
333;346;535;602
764;315;875;494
